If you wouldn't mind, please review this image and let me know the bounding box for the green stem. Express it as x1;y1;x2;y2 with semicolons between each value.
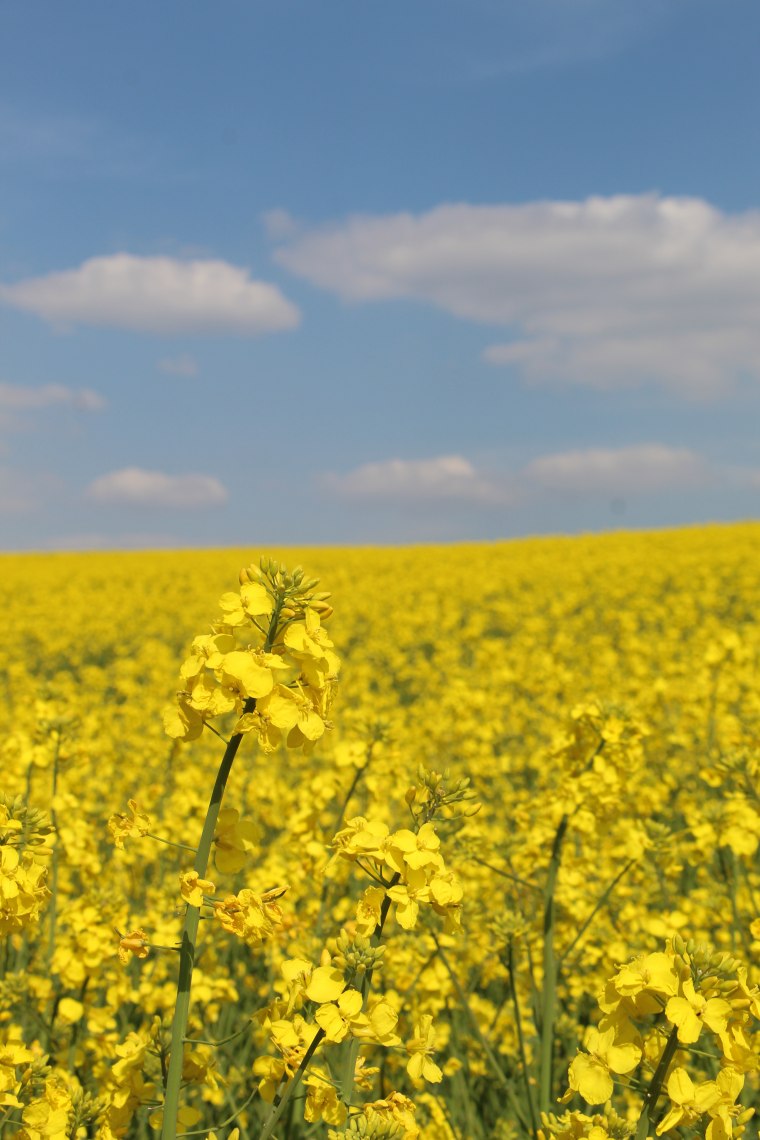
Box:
470;856;541;892
256;1027;326;1140
160;697;254;1140
717;847;751;959
176;1086;258;1136
506;939;539;1139
559;857;637;966
184;1021;251;1048
146;833;198;853
314;746;375;938
539;814;568;1114
635;1026;679;1140
435;939;530;1135
333;744;374;832
46;732;61;969
338;870;401;1109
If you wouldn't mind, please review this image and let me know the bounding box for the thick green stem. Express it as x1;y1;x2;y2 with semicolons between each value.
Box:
539;814;568;1114
160;698;254;1140
635;1026;679;1140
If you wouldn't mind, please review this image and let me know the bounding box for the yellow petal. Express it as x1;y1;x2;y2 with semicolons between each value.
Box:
666;996;703;1044
222;651;274;699
667;1066;695;1106
315;1003;348;1042
338;989;364;1018
568;1054;613;1105
240;581;273;616
305;966;346;1004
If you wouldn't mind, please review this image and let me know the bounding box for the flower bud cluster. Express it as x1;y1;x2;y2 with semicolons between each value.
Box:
328;1106;407;1139
539;1105;632;1140
0;794;55;853
405;766;480;824
331;929;387;980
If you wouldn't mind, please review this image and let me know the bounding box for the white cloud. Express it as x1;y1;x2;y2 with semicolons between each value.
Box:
523;444;709;495
322;444;756;508
1;254;300;336
275;195;760;397
0;382;105;411
158;353;199;377
86;468;228;509
323;454;513;505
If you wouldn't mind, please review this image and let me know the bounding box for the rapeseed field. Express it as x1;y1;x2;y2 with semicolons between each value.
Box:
2;523;760;1140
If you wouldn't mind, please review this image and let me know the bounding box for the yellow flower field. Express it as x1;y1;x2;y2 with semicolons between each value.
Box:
2;523;760;1140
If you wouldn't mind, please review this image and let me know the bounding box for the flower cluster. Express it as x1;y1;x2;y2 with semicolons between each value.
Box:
213;886;285;946
0;800;51;938
163;559;339;752
333;816;463;933
564;936;760;1137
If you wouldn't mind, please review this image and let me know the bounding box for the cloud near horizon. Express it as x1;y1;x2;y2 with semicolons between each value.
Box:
0;382;105;412
86;468;228;509
323;454;514;505
275;194;760;397
1;254;300;336
323;444;754;508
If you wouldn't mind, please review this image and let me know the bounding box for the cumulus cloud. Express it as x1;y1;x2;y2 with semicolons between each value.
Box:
275;194;760;396
157;353;199;377
323;444;756;508
0;382;105;411
322;454;513;505
523;444;709;495
1;254;300;335
86;467;228;509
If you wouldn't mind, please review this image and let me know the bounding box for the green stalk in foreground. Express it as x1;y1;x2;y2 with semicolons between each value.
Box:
159;559;335;1140
160;697;254;1140
539;813;568;1114
635;1026;679;1140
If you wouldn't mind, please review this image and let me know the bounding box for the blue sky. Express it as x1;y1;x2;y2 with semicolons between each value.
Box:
2;0;760;549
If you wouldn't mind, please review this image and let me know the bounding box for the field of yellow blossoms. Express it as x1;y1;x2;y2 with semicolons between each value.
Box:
2;523;760;1140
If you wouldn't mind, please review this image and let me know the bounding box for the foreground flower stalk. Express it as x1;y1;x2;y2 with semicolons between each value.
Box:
160;559;338;1140
160;710;254;1140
